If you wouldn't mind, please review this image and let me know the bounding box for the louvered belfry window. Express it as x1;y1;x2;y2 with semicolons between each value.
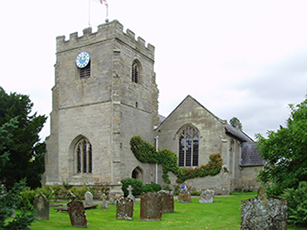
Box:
75;138;92;174
132;61;139;83
178;126;199;167
80;62;91;79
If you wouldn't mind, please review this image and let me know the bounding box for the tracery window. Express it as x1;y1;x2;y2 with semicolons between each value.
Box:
132;60;139;83
178;126;199;167
80;61;91;79
75;138;92;174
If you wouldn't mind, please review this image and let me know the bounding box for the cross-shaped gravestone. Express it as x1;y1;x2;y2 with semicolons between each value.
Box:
127;185;135;204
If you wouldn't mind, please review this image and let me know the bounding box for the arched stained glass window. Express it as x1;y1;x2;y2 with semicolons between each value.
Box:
75;138;92;174
178;126;199;167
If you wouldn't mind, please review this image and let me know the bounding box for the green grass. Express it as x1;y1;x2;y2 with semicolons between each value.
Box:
29;195;306;230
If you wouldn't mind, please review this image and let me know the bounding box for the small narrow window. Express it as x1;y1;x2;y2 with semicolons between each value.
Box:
132;60;139;83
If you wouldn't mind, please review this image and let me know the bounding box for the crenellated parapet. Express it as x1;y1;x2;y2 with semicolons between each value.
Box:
56;19;155;59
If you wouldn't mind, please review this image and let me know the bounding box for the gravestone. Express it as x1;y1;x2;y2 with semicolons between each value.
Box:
159;190;174;213
127;185;135;204
85;191;93;205
67;200;88;228
116;197;134;220
241;188;287;230
109;198;115;205
199;189;215;203
140;192;163;221
33;193;49;220
101;193;108;209
178;189;191;203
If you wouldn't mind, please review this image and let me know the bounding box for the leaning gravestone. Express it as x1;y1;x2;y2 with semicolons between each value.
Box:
67;200;88;228
33;193;49;220
199;189;215;203
116;197;134;220
159;190;174;213
85;191;93;205
140;192;163;221
178;189;191;203
241;188;287;230
127;185;135;204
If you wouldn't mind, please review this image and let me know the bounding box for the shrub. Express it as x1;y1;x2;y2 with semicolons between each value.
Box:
19;187;36;210
121;178;144;197
143;183;162;193
69;185;88;200
281;181;307;226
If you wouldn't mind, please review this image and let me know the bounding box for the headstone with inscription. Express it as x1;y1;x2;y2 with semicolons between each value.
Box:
85;191;93;205
241;188;288;230
116;197;134;220
140;192;163;221
178;189;191;203
159;190;174;213
33;193;49;220
199;189;215;203
67;200;88;228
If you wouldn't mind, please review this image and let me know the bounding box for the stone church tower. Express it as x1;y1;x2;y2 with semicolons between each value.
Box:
43;20;159;197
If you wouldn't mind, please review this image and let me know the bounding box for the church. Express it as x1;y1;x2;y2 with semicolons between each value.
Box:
43;20;264;197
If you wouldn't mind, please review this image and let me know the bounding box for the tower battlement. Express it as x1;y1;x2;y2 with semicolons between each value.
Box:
56;19;155;59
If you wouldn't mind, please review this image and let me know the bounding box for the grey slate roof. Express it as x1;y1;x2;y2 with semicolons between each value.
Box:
240;142;265;166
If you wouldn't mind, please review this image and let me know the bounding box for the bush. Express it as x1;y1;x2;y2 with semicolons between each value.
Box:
143;183;162;193
69;185;88;200
121;178;144;197
281;181;307;226
19;187;36;210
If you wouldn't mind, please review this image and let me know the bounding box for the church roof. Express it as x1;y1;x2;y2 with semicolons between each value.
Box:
240;142;265;166
225;124;254;143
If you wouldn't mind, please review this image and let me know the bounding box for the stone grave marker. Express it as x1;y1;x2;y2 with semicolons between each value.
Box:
101;193;108;209
109;198;115;205
241;188;288;230
67;200;88;228
33;193;49;220
85;191;93;205
178;188;191;203
127;185;135;204
140;192;163;221
116;197;134;220
159;190;174;213
199;189;215;203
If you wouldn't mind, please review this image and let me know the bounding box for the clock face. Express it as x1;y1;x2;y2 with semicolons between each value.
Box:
75;51;91;68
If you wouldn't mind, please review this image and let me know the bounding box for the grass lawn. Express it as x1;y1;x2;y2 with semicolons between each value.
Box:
30;195;306;230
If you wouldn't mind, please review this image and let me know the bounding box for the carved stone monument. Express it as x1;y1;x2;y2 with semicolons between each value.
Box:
116;197;134;220
67;200;88;228
241;188;288;230
101;193;108;209
140;192;163;221
159;190;174;213
85;191;93;205
178;189;191;203
33;193;49;220
199;189;215;203
127;185;135;204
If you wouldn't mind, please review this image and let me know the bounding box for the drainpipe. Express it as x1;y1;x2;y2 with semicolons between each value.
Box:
155;135;159;184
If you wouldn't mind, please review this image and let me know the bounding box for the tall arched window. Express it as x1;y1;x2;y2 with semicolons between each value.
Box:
132;60;139;83
75;138;92;174
178;126;199;167
80;61;91;79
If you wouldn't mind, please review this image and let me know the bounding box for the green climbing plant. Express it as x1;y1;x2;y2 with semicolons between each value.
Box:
130;136;222;184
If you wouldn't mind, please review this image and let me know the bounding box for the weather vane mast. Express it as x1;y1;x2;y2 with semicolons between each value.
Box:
89;0;109;26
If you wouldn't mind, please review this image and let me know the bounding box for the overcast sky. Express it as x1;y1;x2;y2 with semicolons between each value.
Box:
1;0;306;141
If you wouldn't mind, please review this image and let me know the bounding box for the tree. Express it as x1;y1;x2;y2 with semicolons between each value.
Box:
229;117;243;130
0;87;47;189
256;96;307;196
0;119;35;229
